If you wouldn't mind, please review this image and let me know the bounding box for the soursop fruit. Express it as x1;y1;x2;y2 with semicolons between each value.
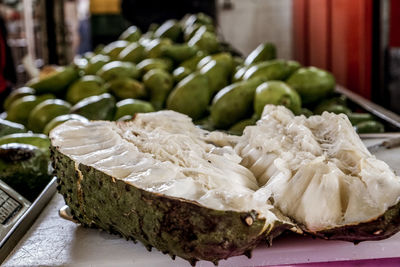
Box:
50;106;400;264
50;111;290;265
235;105;400;242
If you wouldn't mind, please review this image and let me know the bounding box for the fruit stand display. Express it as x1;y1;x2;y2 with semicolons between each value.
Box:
1;12;400;265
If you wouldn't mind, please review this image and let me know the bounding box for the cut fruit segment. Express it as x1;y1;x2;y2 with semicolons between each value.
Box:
235;105;400;241
50;110;289;264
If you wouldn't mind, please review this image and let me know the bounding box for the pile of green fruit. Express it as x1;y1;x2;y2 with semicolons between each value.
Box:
1;12;384;137
0;12;385;200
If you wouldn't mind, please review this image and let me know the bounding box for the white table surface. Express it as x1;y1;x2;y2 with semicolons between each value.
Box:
3;138;400;267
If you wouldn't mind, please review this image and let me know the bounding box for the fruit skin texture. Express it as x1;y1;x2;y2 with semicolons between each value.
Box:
28;99;71;133
286;67;335;105
0;119;26;137
254;81;301;118
244;42;277;65
310;201;400;243
0;143;51;201
51;147;287;265
70;93;116;120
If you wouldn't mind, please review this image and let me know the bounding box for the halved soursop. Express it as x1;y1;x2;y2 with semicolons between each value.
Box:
235;105;400;242
50;111;290;265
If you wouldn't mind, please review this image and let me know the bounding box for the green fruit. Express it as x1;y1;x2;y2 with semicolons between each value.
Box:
137;58;174;74
194;116;215;131
0;119;26;137
180;52;206;71
72;56;89;71
232;65;251;82
119;42;146;63
347;113;375;125
0;133;50;153
199;60;229;95
197;52;233;74
0;143;51;201
354;120;385;134
143;69;174;110
28;66;79;95
244;42;277;65
172;66;192;83
102;40;130;59
167;73;210;120
50;116;287;265
66;75;106;104
114;99;155;120
254;81;301;118
3;87;36;111
28;99;71;133
286;60;302;78
183;23;215;42
300;108;313;117
154;19;182;41
161;44;198;62
43;114;89;135
71;93;116;120
6;94;55;125
233;56;244;68
243;60;295;81
210;78;264;129
188;26;219;54
97;61;140;82
314;103;351;115
105;77;146;100
117;115;133;121
145;38;173;58
119;25;142;42
286;67;336;105
84;54;111;75
228;117;257;136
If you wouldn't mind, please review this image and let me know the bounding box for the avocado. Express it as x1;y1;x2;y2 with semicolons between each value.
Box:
180;52;207;71
188;26;219;54
6;94;56;125
119;42;146;63
97;61;140;82
313;103;351;115
3;87;36;111
232;65;251;82
161;44;199;62
0;119;26;137
210;78;264;129
228;117;257;135
354;120;385;134
199;60;229;96
243;60;295;81
105;77;146;100
167;73;210;120
197;52;234;74
119;25;142;42
0;133;50;153
137;58;174;74
66;75;106;104
254;81;302;118
84;54;111;75
28;66;79;95
244;43;277;65
102;40;130;59
172;66;192;83
286;67;336;105
145;38;173;58
70;93;116;120
28;99;71;133
183;23;215;42
154;19;182;42
0;143;51;201
347;113;375;126
114;99;155;120
143;69;174;110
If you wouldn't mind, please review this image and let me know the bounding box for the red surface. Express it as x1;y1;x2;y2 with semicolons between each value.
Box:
292;0;372;99
390;0;400;47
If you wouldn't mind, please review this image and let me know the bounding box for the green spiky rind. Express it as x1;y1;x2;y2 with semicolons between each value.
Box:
306;201;400;243
51;146;288;264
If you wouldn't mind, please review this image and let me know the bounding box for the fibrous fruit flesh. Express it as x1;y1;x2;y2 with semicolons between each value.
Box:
235;105;400;242
50;111;289;265
50;106;400;264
